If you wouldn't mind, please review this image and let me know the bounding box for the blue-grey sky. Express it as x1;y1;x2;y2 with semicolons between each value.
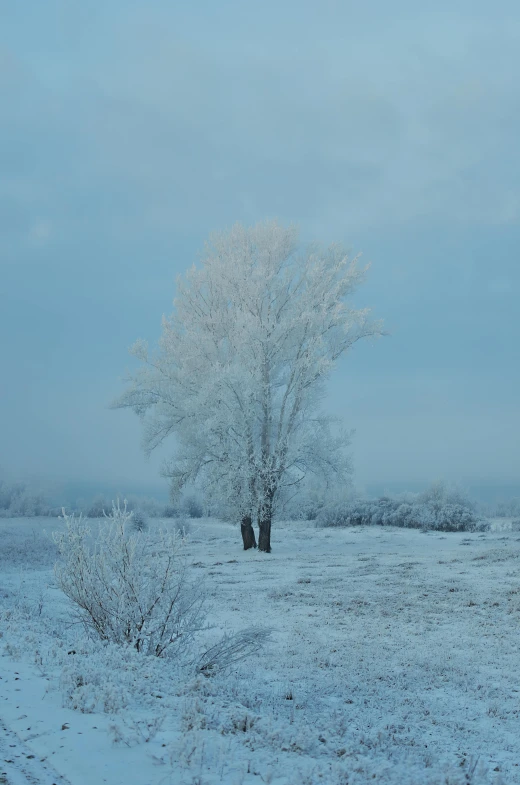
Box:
1;0;519;495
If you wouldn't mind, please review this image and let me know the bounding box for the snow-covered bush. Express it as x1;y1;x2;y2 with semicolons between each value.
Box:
125;495;165;518
196;628;272;675
172;516;191;536
130;507;148;532
54;501;206;656
181;494;204;519
316;484;488;532
85;494;112;518
284;487;328;521
416;480;476;512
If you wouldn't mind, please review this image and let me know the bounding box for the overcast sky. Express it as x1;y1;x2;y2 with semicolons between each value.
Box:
1;0;519;496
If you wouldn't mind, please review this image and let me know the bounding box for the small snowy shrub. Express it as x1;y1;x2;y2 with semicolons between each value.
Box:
196;627;272;675
181;494;204;519
314;500;353;528
125;495;164;518
85;494;112;518
108;715;165;746
130;507;148;532
173;516;191;537
285;491;326;521
54;501;206;656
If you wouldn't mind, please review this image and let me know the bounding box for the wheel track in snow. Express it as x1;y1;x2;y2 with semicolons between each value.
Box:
0;717;72;785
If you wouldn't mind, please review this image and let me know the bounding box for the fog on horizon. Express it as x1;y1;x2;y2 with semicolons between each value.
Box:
1;1;519;500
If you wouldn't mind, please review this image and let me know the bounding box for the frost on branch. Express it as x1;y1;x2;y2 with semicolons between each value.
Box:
54;504;206;656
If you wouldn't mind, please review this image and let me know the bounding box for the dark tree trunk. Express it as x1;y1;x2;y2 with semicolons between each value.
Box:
240;515;257;550
258;516;271;553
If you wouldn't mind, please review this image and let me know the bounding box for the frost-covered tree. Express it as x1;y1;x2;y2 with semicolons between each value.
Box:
113;221;382;552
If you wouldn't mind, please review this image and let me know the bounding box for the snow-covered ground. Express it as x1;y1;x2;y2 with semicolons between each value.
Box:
1;517;519;784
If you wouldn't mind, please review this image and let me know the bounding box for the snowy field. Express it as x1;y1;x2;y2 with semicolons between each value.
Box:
1;517;519;785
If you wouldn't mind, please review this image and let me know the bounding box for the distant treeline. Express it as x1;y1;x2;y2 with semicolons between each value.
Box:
1;475;519;522
0;478;57;518
0;477;203;519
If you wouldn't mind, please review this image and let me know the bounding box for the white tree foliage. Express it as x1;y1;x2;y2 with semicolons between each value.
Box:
114;221;382;550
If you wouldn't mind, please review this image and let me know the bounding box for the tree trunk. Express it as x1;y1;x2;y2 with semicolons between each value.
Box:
258;516;271;553
240;515;257;550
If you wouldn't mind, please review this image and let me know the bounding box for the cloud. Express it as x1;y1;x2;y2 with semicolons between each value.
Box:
58;5;516;237
3;3;520;245
28;218;52;247
489;277;514;295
